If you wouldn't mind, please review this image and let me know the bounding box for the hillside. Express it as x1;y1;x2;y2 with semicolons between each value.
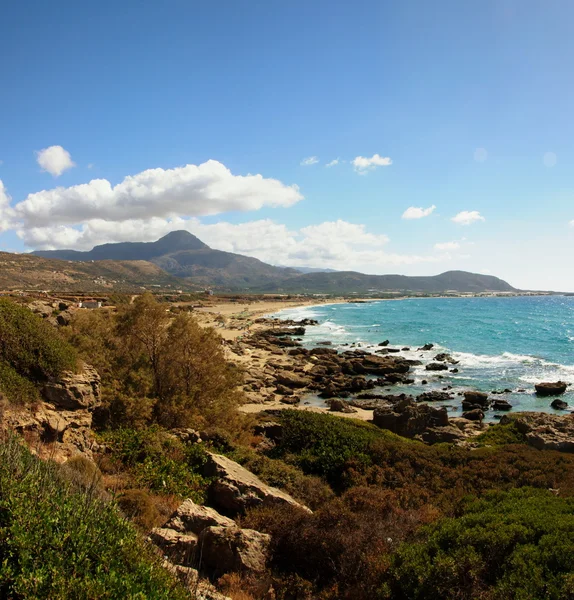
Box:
254;269;517;294
0;252;187;292
30;231;519;294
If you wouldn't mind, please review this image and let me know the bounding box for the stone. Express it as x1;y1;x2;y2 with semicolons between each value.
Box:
275;371;311;389
328;398;357;413
279;395;300;405
416;391;454;402
378;340;390;346
463;391;490;408
198;526;271;575
203;452;311;515
163;498;236;535
551;399;569;410
492;399;512;411
418;343;434;351
42;364;101;410
433;353;459;364
500;413;574;452
462;409;484;421
425;362;449;371
418;426;466;444
535;381;568;396
149;528;198;565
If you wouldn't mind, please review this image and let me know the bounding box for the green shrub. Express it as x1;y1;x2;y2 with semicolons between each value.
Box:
101;427;212;503
475;420;527;446
0;298;77;382
0;434;186;599
117;489;162;530
0;361;40;405
384;488;574;600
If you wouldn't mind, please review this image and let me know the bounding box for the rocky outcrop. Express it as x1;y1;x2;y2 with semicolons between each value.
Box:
551;399;569;410
150;528;199;565
203;452;311;515
163;498;236;534
425;362;449;372
328;398;357;413
417;391;453;402
198;526;271;575
372;396;464;443
433;353;459;364
500;413;574;452
535;381;568;396
42;364;101;410
492;399;512;411
462;391;490;410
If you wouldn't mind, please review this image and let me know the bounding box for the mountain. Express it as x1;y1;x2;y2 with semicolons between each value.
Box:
253;270;517;294
32;231;518;294
290;267;338;274
34;231;299;288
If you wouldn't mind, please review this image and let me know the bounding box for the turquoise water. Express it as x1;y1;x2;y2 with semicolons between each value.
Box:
274;296;574;417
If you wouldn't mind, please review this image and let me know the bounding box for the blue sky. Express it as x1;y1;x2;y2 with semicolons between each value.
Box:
1;0;573;290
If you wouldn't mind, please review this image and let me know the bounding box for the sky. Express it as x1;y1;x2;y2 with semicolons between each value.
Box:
1;0;573;291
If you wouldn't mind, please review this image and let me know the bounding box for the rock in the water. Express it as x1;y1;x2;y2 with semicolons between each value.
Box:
203;452;311;515
198;526;271;575
551;399;569;410
463;391;490;409
418;343;434;351
417;391;454;402
42;364;101;410
433;353;459;365
492;399;512;411
535;381;568;396
425;362;449;372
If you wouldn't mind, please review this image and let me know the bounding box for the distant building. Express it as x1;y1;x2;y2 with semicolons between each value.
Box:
78;301;102;309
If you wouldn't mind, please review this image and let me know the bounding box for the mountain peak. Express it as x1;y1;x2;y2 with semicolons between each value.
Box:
154;230;209;252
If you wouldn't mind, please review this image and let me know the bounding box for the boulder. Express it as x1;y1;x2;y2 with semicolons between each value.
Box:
149;528;198;565
275;371;311;389
279;395;300;405
492;399;512;411
163;498;235;535
535;381;568;396
433;353;459;365
416;391;454;402
500;413;574;452
328;398;357;413
372;397;452;442
42;364;101;410
463;391;490;409
203;452;311;515
418;343;434;351
425;362;449;371
198;526;271;575
462;409;484;421
551;399;569;410
418;426;467;444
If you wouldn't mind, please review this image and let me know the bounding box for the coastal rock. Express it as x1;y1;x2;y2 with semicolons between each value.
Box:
378;340;390;346
372;397;453;442
41;364;101;410
203;452;311;515
462;409;484;421
463;391;490;409
328;398;357;413
418;343;434;351
500;413;574;452
279;395;300;405
198;526;271;575
417;391;454;402
425;362;449;372
492;399;512;411
433;353;459;365
418;425;467;444
275;371;311;389
535;381;568;396
551;399;569;410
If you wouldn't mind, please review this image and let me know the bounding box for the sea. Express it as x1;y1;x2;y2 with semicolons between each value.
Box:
273;295;574;419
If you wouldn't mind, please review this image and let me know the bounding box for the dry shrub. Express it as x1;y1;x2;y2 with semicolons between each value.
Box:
117;488;162;530
60;455;105;498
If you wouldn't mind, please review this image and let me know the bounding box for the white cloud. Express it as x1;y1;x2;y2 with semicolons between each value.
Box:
352;153;392;174
20;216;448;271
36;145;75;177
402;205;436;220
451;210;485;225
0;180;14;232
434;241;460;251
13;159;302;229
300;156;319;166
325;159;340;168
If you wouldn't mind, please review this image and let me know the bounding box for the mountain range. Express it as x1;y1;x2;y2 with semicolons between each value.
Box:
32;231;518;294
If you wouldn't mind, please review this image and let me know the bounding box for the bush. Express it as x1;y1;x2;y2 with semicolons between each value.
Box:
384;488;574;600
475;420;527;446
117;489;162;530
101;427;212;503
0;298;77;382
0;434;187;599
60;455;103;493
